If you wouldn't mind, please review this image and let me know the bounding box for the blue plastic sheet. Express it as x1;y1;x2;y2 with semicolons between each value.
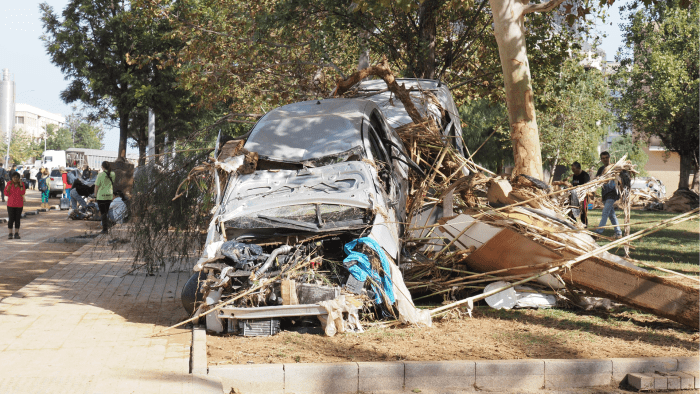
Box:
343;237;394;305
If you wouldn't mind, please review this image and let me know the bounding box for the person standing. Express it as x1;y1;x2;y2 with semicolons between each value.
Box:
22;167;31;190
94;161;115;234
61;167;73;205
0;163;6;202
594;151;622;238
571;161;590;226
82;165;92;179
38;168;51;210
4;172;25;239
8;164;17;180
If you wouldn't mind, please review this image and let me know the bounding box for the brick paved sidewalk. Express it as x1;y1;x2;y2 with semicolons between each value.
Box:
0;237;214;394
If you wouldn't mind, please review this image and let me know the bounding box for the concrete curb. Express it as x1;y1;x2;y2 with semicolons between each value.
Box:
191;325;209;375
208;356;699;393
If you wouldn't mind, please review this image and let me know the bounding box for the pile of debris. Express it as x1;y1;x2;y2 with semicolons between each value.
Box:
664;188;699;213
630;177;666;210
162;62;698;338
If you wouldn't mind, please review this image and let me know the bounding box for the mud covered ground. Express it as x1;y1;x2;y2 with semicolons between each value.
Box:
208;305;698;365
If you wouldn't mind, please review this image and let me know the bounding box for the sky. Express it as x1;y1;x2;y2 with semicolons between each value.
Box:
0;0;629;153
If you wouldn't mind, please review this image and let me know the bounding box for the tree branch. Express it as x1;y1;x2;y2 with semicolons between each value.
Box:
522;0;566;16
334;56;424;124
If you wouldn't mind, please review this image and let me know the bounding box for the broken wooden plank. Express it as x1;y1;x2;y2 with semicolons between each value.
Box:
464;228;699;329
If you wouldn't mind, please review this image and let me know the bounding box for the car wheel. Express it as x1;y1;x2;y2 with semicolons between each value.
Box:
181;271;207;314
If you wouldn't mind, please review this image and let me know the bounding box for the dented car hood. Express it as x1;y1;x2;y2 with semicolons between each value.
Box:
219;161;379;222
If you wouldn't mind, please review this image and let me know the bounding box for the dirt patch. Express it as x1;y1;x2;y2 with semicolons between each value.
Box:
208;306;698;365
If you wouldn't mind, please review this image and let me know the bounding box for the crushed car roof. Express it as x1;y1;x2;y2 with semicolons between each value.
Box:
244;99;377;162
356;79;458;129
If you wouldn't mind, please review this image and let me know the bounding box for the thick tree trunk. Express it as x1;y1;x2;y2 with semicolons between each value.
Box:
692;168;699;192
118;111;129;160
488;0;563;180
679;151;693;190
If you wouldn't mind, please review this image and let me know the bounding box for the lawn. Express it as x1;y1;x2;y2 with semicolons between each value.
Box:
587;209;699;277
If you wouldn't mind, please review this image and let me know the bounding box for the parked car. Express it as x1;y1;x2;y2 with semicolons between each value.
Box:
49;169;64;198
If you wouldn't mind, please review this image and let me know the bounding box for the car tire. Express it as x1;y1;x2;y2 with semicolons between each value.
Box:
181;271;207;314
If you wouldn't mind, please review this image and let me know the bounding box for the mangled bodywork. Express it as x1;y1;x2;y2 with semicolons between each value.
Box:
185;98;430;335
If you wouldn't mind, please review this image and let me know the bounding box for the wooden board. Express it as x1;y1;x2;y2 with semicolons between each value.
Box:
466;228;699;329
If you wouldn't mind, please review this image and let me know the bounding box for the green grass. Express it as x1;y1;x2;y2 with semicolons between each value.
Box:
587;209;699;277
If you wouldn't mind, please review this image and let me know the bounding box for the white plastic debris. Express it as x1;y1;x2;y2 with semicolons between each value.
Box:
483;281;517;310
389;262;432;326
514;286;556;309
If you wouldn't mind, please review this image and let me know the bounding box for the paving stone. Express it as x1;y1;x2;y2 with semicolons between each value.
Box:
667;371;695;390
476;360;544;391
544;359;612;389
192;373;225;394
684;370;700;389
627;373;653;391
359;362;404;393
210;364;284;394
652;373;668;390
284;362;358;394
611;357;677;384
664;373;681;390
405;360;475;393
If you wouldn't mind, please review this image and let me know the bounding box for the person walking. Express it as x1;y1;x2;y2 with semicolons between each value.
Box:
0;163;6;202
594;151;622;238
571;161;590;227
94;161;115;234
38;168;51;210
4;172;25;239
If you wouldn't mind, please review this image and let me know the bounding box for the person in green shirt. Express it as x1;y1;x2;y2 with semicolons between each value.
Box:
94;161;116;234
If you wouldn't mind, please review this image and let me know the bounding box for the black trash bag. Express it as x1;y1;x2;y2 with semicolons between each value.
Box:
569;190;581;220
220;241;264;269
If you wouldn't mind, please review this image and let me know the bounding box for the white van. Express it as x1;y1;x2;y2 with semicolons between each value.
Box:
42;150;67;170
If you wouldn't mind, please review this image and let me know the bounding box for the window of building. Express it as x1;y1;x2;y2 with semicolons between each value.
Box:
15;116;24;124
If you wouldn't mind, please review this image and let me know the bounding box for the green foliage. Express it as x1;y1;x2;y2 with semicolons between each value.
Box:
1;128;42;164
40;0;201;157
136;0;588;117
610;134;648;176
459;99;510;172
536;58;613;179
45;124;73;151
612;0;699;185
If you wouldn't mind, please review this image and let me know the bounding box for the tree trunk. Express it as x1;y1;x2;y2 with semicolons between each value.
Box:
488;0;563;180
679;151;693;190
118;110;129;160
416;0;438;79
548;149;560;185
137;136;147;167
358;31;370;71
692;168;699;192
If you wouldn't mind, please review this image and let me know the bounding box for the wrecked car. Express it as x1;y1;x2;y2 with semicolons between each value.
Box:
352;78;467;158
182;98;431;335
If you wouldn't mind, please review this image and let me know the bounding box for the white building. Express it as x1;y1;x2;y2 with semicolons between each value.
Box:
14;103;65;141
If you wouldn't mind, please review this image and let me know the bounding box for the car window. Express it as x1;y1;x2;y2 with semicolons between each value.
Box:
50;170;61;177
